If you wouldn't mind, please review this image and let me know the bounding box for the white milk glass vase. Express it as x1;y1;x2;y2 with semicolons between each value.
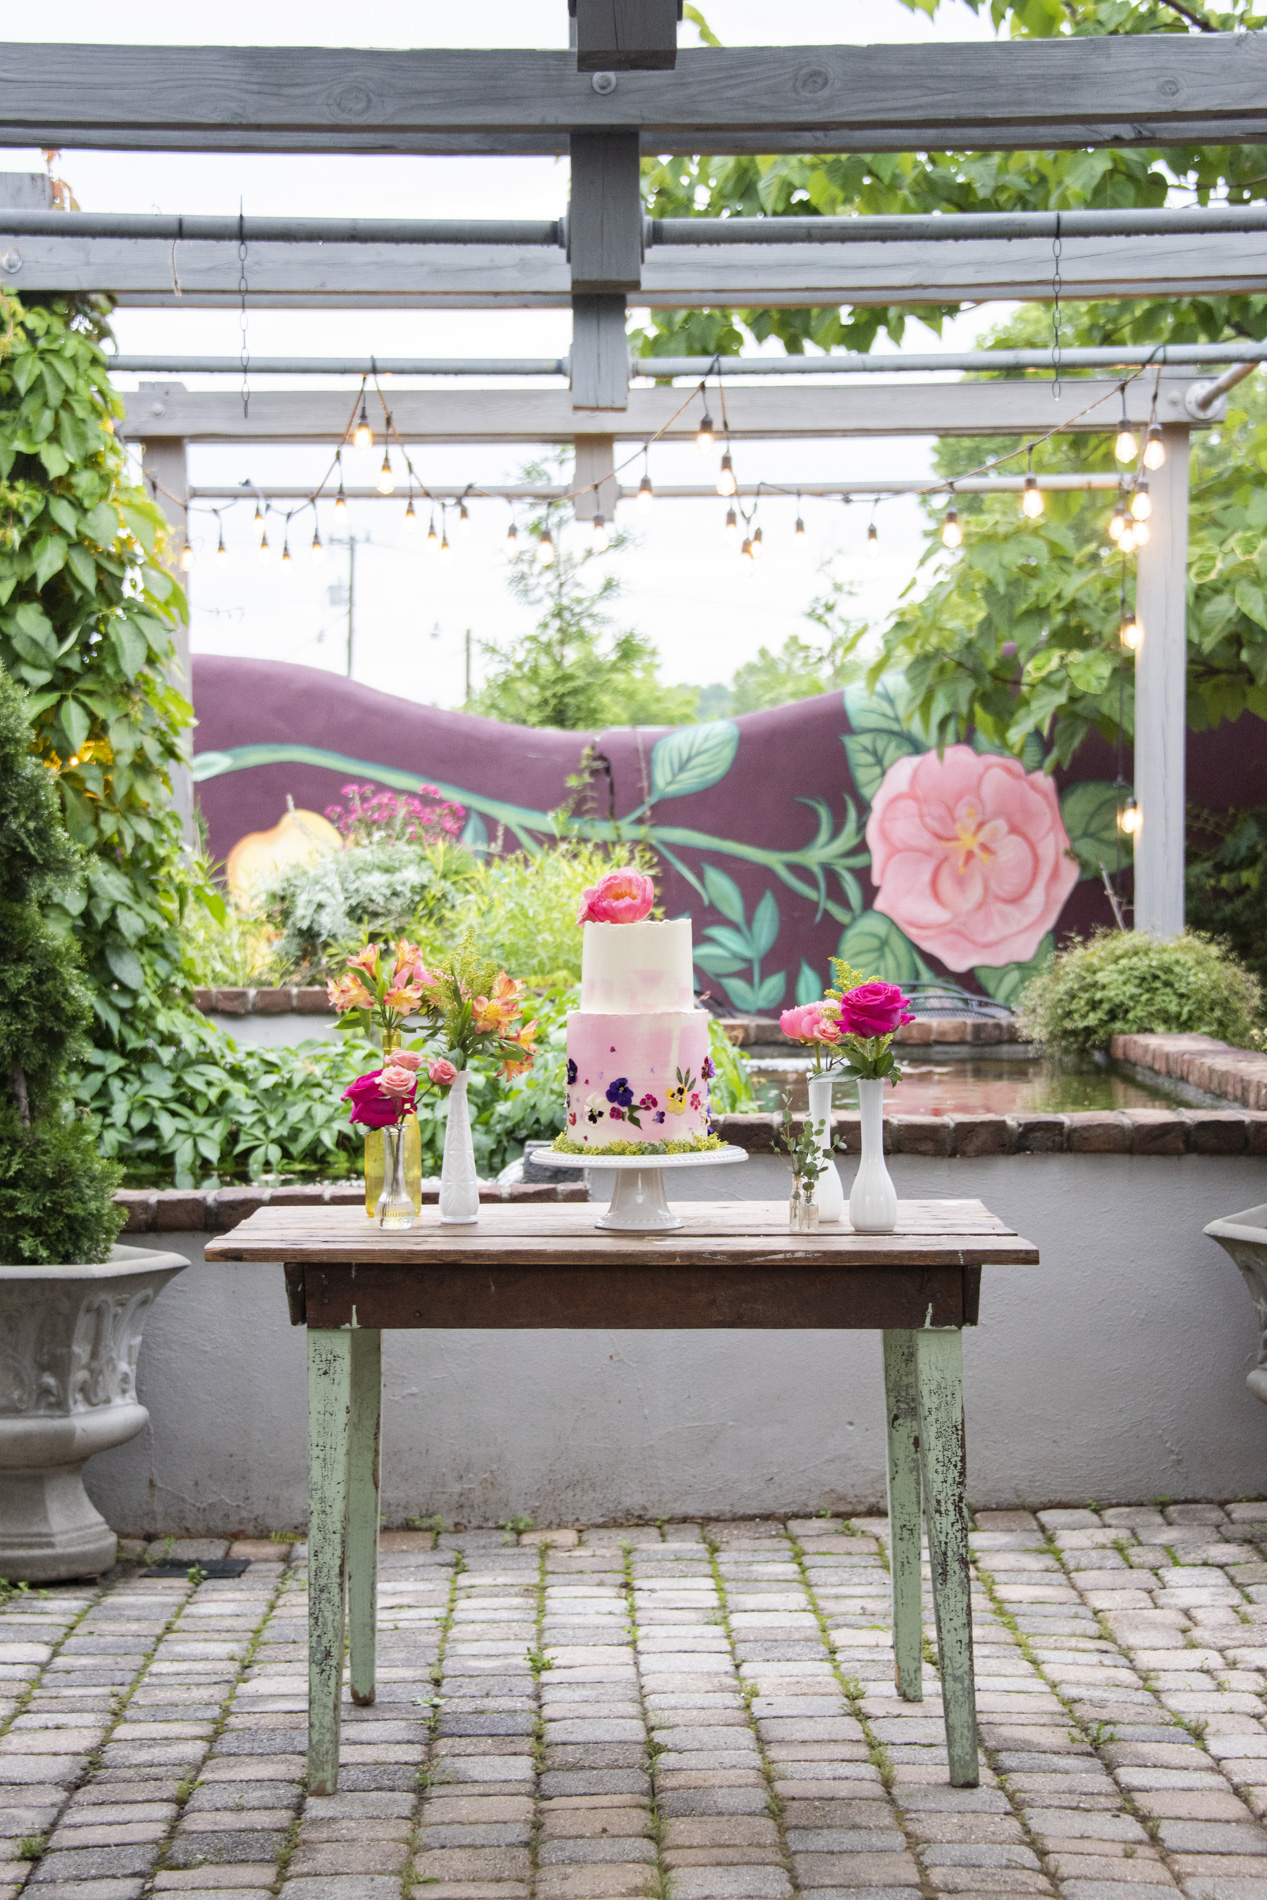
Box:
805;1074;844;1223
849;1077;898;1235
439;1070;480;1225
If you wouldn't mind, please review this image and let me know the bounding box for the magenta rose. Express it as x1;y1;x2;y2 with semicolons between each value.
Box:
577;869;655;926
343;1070;405;1129
839;982;914;1040
865;744;1080;972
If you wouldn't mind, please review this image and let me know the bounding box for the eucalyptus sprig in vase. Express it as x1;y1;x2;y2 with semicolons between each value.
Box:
778;1097;830;1233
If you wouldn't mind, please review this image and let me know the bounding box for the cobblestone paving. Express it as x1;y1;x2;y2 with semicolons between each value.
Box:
6;1503;1267;1900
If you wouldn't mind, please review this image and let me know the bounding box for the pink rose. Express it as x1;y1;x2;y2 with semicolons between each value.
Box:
839;981;913;1040
387;1050;423;1072
379;1063;418;1099
577;869;655;926
428;1057;458;1086
342;1070;403;1129
866;745;1080;973
780;1003;842;1045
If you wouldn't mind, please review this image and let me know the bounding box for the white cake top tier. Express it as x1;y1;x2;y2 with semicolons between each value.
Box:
580;918;695;1015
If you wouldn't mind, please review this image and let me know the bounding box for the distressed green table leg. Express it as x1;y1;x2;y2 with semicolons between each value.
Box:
915;1325;979;1788
347;1328;382;1707
307;1328;353;1795
882;1329;923;1701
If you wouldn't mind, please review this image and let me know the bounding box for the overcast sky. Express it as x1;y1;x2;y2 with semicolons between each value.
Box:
2;0;1018;709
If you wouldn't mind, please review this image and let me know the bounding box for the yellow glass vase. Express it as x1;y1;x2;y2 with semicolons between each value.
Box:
362;1030;423;1218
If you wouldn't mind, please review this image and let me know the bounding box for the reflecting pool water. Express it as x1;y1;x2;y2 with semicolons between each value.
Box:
747;1053;1192;1117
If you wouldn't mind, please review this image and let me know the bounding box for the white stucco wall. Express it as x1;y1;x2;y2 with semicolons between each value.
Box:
87;1152;1267;1535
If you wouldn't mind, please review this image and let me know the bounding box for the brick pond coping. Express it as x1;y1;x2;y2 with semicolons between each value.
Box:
1114;1030;1267;1110
193;988;1016;1045
114;1100;1267;1231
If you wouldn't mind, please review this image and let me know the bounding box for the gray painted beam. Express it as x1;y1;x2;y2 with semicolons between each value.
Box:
7;230;1262;307
3;36;1267;154
121;377;1207;442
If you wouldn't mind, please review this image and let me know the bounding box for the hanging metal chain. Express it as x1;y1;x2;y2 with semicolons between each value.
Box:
238;205;250;422
1050;211;1063;401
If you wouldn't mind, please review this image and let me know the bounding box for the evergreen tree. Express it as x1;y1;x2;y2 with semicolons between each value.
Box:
0;663;123;1263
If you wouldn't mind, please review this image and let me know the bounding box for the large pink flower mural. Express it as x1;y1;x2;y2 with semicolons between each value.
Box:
866;745;1080;971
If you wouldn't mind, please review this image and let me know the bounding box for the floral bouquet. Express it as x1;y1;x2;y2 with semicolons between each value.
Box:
780;959;915;1086
327;935;537;1090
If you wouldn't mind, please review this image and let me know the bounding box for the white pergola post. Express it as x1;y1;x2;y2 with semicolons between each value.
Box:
139;428;195;846
1132;422;1190;937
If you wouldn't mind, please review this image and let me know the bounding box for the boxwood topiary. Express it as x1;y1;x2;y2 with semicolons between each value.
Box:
1015;927;1262;1058
0;662;123;1263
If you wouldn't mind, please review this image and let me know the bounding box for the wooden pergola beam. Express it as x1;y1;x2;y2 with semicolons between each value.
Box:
122;377;1211;443
8;230;1263;308
4;35;1267;155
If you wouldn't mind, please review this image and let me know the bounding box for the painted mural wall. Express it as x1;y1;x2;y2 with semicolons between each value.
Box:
192;656;1267;1007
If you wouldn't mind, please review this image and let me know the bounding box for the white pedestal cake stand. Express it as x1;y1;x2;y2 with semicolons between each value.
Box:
545;1145;748;1232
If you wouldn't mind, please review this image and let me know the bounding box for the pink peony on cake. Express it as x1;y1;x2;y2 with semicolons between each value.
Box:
564;873;714;1150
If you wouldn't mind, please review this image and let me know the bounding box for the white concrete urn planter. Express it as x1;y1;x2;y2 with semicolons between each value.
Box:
1205;1203;1267;1405
0;1245;187;1581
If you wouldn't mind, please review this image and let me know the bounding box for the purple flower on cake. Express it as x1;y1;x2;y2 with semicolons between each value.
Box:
653;1109;666;1124
639;1093;657;1110
701;1055;715;1080
605;1077;635;1108
566;1057;578;1085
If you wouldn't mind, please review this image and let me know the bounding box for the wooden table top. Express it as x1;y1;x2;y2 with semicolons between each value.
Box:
206;1199;1038;1270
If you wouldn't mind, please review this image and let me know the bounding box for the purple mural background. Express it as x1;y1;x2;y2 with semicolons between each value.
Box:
191;655;1267;1009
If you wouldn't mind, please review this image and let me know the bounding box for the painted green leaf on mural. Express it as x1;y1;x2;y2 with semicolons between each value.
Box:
796;959;824;1005
701;861;746;926
693;941;749;977
974;934;1054;1008
1060;779;1131;879
842;677;924;802
749;890;780;961
723;970;787;1013
835;910;933;987
650;718;739;801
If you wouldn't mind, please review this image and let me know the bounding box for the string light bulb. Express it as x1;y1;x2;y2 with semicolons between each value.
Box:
458;500;471;533
1120;607;1140;651
216;525;228;568
696;410;715;456
280;539;293;572
637;471;654;507
253;502;263;528
505;520;518;557
1132;517;1151;547
1115;426;1137;464
942;503;962;549
1021;474;1044;520
724;506;738;547
425;515;439;555
334;484;347;517
591;514;609;552
310;528;323;563
716;451;737;497
1119;794;1141;836
866;519;879;560
257;531;270;563
439;529;451;557
404;497;417;534
537;528;555;567
1118;520;1138;555
353;398;373;452
751;525;764;560
794;512;806;545
377;449;395;496
179;542;194;572
1143;423;1166;470
1130;479;1152;521
740;535;753;560
1109;494;1126;542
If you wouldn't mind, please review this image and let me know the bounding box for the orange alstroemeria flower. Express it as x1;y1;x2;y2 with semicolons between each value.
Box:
382;984;425;1014
327;973;373;1012
470;995;510;1033
392;938;424;978
492;972;525;1010
347;945;379;976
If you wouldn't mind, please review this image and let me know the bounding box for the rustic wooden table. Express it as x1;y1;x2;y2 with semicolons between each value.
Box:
207;1198;1038;1795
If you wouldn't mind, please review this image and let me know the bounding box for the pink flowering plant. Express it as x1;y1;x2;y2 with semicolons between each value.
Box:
325;780;466;847
780;959;915;1086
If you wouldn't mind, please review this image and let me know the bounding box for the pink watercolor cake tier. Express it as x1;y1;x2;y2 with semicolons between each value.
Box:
564;908;714;1150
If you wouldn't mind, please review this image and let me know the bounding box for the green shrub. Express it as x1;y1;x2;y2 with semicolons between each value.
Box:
1016;928;1262;1056
0;664;123;1263
1187;809;1267;988
262;838;477;977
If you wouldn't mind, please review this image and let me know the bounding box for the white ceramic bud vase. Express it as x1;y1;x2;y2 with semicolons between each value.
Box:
439;1070;480;1225
805;1074;844;1223
849;1076;898;1235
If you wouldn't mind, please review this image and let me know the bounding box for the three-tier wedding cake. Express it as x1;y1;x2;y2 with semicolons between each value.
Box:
563;873;714;1150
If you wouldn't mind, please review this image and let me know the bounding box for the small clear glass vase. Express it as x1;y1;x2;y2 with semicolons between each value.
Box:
375;1120;417;1231
788;1186;820;1234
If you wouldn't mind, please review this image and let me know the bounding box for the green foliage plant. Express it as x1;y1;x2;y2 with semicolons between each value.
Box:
0;290;202;1046
263;838;478;980
1187;809;1267;986
1015;928;1261;1056
0;664;124;1263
